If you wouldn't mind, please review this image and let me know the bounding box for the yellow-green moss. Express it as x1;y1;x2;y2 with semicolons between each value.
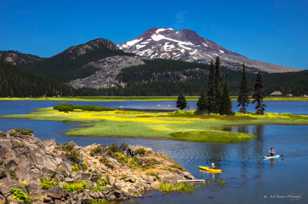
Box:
159;182;194;193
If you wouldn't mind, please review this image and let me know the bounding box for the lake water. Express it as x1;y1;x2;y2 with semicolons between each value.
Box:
0;100;307;204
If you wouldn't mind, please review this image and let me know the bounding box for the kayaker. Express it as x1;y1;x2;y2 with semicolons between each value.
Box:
211;162;216;169
268;147;276;156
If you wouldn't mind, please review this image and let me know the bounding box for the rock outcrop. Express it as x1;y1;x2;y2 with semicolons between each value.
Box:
0;129;193;203
69;55;145;89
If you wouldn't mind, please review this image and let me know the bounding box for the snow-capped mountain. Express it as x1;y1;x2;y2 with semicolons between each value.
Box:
120;28;296;73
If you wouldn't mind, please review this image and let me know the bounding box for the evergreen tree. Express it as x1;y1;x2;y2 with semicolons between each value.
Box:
176;94;187;110
237;64;249;113
252;72;266;114
196;92;208;113
207;60;215;113
213;56;223;113
0;57;73;97
219;82;233;115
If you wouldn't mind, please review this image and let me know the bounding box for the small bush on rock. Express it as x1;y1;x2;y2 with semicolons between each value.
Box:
40;177;58;190
10;187;31;204
61;142;82;163
91;176;109;192
90;145;103;156
134;148;147;156
15;128;33;136
63;180;88;192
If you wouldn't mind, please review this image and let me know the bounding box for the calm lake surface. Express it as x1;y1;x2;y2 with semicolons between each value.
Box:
0;100;308;204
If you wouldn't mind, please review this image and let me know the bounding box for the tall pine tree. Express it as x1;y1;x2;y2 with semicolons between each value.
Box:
237;64;249;113
214;56;223;113
207;60;215;114
196;92;208;113
219;82;232;115
176;94;187;110
252;72;266;114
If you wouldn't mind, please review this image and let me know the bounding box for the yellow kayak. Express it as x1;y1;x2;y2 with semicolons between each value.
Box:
199;166;223;174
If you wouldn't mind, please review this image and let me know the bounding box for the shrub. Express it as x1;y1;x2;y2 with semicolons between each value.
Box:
61;142;82;163
134;148;147;156
91;176;109;192
63;180;88;192
108;144;120;153
53;104;74;112
90;145;103;156
9;128;33;137
9;170;17;180
114;152;141;168
113;152;128;164
99;157;113;169
72;163;81;172
72;161;88;172
61;142;76;152
67;150;81;163
119;143;129;151
15;128;33;136
54;104;113;113
127;157;141;168
0;132;6;137
40;177;58;190
159;182;194;193
107;144;131;156
10;187;31;204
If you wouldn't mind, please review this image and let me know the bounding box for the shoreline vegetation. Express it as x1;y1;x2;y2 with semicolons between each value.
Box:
0;129;193;203
1;96;308;102
3;104;308;143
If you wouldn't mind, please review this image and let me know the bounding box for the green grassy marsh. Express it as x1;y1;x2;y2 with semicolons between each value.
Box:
3;105;308;143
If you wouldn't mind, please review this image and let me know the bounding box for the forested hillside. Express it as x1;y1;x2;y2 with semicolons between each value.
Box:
22;39;127;81
0;59;73;97
76;59;308;96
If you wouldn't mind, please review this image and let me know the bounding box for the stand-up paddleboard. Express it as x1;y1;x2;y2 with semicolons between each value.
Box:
199;166;223;174
264;154;281;160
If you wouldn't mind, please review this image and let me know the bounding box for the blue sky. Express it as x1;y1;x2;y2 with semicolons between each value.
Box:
1;0;308;68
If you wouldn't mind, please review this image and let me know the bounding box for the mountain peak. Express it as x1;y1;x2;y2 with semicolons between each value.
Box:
120;27;231;62
120;27;295;73
58;38;120;59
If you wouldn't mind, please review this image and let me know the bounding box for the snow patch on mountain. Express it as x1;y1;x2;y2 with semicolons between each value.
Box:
155;28;174;34
121;38;143;49
120;27;295;73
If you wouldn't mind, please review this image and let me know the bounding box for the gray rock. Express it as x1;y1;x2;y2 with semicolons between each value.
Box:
0;129;194;203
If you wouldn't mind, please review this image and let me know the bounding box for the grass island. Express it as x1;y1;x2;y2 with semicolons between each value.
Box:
3;104;308;143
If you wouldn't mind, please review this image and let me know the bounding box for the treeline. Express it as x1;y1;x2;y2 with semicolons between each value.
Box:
0;59;73;97
176;57;266;115
74;59;308;96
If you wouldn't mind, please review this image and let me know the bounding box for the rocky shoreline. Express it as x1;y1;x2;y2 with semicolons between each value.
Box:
0;129;193;203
